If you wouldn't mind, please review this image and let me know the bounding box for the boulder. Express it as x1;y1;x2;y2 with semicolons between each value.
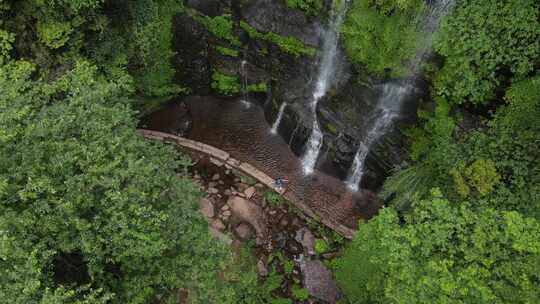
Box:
295;227;316;255
227;196;266;237
235;223;254;240
301;260;340;303
211;219;226;231
244;186;256;199
199;198;214;219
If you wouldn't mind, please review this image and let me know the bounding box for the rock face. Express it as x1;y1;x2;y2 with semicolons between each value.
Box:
199;197;215;219
240;0;322;47
301;260;341;303
227;196;266;237
175;0;418;190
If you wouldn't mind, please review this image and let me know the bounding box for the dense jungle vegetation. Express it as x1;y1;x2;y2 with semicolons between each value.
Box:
0;0;539;303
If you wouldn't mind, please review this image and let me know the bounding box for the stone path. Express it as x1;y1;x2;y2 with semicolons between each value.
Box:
138;128;357;238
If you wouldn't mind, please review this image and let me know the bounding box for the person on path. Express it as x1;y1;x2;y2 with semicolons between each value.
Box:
274;177;289;190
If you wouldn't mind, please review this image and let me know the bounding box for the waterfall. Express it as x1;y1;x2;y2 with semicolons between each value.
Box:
345;85;407;191
270;103;288;134
345;0;454;191
301;0;350;175
240;60;251;108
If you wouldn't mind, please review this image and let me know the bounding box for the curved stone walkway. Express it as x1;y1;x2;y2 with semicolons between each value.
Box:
138;129;356;238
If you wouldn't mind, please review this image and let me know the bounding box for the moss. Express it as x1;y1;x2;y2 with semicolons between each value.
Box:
325;123;338;135
216;46;239;57
247;82;267;92
240;21;315;57
199;14;241;46
211;70;240;96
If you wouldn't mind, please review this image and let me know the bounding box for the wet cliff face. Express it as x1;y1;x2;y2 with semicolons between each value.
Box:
173;0;418;190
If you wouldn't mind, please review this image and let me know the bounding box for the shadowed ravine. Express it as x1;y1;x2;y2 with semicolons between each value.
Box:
143;96;383;232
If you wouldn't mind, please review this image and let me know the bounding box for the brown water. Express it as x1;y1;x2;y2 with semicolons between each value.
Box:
142;96;382;229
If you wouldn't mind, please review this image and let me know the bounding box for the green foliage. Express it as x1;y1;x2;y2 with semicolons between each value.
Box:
267;32;316;57
247;82;267;92
291;285;309;301
216;46;239;57
129;0;184;97
285;0;323;16
434;0;540;105
264;191;283;207
38;0;105;12
334;190;540;304
0;61;230;303
314;239;329;254
211;70;240;96
37;19;74;49
240;21;315;57
201;14;240;46
494;76;540;131
450;159;501;198
342;0;423;77
239;174;257;185
0;29;15;63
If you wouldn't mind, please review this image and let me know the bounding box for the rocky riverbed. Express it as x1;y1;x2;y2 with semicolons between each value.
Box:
189;154;342;303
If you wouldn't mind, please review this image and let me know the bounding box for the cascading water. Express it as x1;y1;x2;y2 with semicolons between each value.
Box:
301;0;350;175
345;0;454;191
270;103;288;134
240;60;251;108
345;85;407;191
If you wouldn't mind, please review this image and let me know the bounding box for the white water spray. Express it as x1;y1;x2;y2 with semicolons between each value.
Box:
301;0;350;175
240;60;251;108
345;0;454;191
271;103;288;134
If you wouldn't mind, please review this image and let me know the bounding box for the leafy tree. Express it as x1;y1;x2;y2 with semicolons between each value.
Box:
494;76;540;131
334;190;540;304
434;0;540;105
450;159;501;198
285;0;323;16
342;0;424;78
0;29;14;63
0;61;230;303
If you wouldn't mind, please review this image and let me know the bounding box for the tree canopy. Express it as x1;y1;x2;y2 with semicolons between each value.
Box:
0;60;232;303
334;190;540;304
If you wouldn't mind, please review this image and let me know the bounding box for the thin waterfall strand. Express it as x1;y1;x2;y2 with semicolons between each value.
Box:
301;0;350;175
240;60;250;108
271;103;288;134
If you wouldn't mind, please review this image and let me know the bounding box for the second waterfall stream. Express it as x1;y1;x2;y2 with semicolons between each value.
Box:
301;0;350;175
